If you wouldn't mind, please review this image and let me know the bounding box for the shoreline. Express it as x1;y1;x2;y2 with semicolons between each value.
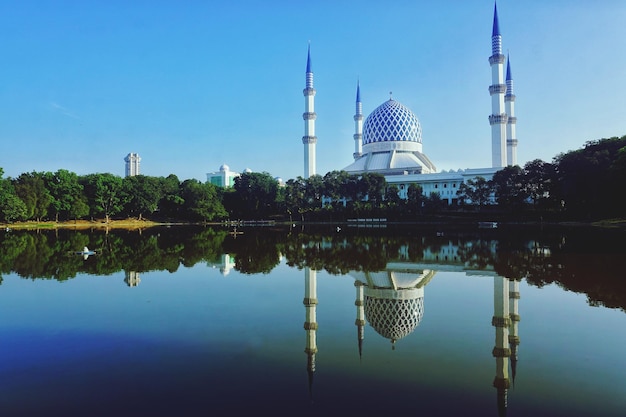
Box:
3;217;626;230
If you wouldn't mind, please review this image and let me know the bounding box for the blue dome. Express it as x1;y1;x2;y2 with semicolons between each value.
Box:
363;99;422;145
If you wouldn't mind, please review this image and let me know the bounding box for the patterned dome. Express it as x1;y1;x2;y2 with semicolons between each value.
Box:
364;295;424;342
363;99;422;145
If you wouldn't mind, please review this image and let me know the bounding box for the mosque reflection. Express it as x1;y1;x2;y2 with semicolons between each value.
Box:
298;241;521;416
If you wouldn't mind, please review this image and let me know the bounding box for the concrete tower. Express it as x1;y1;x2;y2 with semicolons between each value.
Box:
302;45;317;178
353;80;363;160
303;267;318;400
488;2;508;168
505;55;518;166
124;152;141;177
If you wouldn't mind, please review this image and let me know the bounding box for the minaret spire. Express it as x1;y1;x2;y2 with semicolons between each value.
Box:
488;1;508;168
505;54;518;166
302;43;317;178
353;80;363;160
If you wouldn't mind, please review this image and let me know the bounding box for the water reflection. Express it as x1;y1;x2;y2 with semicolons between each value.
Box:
301;258;523;415
1;225;624;313
0;224;624;416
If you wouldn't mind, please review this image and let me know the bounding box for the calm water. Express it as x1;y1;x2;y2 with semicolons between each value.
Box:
0;224;625;416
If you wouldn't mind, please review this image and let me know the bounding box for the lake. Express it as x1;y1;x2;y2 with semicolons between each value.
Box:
0;224;624;416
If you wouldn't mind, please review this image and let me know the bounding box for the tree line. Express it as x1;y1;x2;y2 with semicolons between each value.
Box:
1;134;625;223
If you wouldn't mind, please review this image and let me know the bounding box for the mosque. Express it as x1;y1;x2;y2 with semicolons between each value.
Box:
301;3;518;205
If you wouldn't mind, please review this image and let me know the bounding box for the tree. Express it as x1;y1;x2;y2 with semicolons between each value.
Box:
360;172;386;208
492;165;527;209
384;185;402;208
457;176;493;208
523;159;556;209
234;172;280;219
82;173;127;223
123;175;162;220
180;179;227;221
158;174;184;218
0;168;27;223
13;172;52;221
43;169;87;221
406;183;425;214
283;177;307;222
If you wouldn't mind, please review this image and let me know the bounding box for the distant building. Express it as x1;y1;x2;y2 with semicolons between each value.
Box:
124;152;141;177
207;164;241;187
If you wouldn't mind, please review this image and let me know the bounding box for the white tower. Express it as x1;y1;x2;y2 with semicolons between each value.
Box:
124;152;141;177
505;55;518;166
489;3;508;168
353;81;363;160
302;45;317;179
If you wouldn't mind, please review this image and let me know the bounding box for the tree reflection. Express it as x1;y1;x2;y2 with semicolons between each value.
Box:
0;225;624;312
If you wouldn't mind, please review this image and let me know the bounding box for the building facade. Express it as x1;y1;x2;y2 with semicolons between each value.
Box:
207;164;241;188
124;152;141;177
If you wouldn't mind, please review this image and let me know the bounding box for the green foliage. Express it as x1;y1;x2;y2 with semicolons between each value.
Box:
457;176;493;208
122;175;163;219
180;179;228;221
82;173;127;223
13;172;53;221
233;172;279;218
43;169;87;221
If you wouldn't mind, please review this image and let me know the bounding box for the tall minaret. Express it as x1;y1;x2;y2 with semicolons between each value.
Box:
302;44;317;179
492;275;511;416
505;55;518;166
353;80;363;160
303;267;318;400
488;2;508;168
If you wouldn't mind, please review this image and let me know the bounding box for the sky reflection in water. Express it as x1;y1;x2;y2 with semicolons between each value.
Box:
0;226;624;416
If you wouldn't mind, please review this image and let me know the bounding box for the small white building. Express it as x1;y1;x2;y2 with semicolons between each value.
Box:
207;164;241;188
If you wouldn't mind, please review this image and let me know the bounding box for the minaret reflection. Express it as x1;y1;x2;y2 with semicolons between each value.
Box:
297;238;522;415
509;278;521;384
303;267;318;401
492;275;511;416
354;281;365;360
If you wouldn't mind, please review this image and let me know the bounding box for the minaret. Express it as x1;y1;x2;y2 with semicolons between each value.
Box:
353;80;363;160
509;278;521;384
302;45;317;179
303;267;318;400
354;281;366;360
505;55;518;166
492;275;511;416
488;2;508;168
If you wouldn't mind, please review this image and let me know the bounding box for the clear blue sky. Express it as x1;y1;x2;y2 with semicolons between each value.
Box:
1;0;625;182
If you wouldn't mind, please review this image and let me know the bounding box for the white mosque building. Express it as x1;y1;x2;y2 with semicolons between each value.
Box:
302;3;518;205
